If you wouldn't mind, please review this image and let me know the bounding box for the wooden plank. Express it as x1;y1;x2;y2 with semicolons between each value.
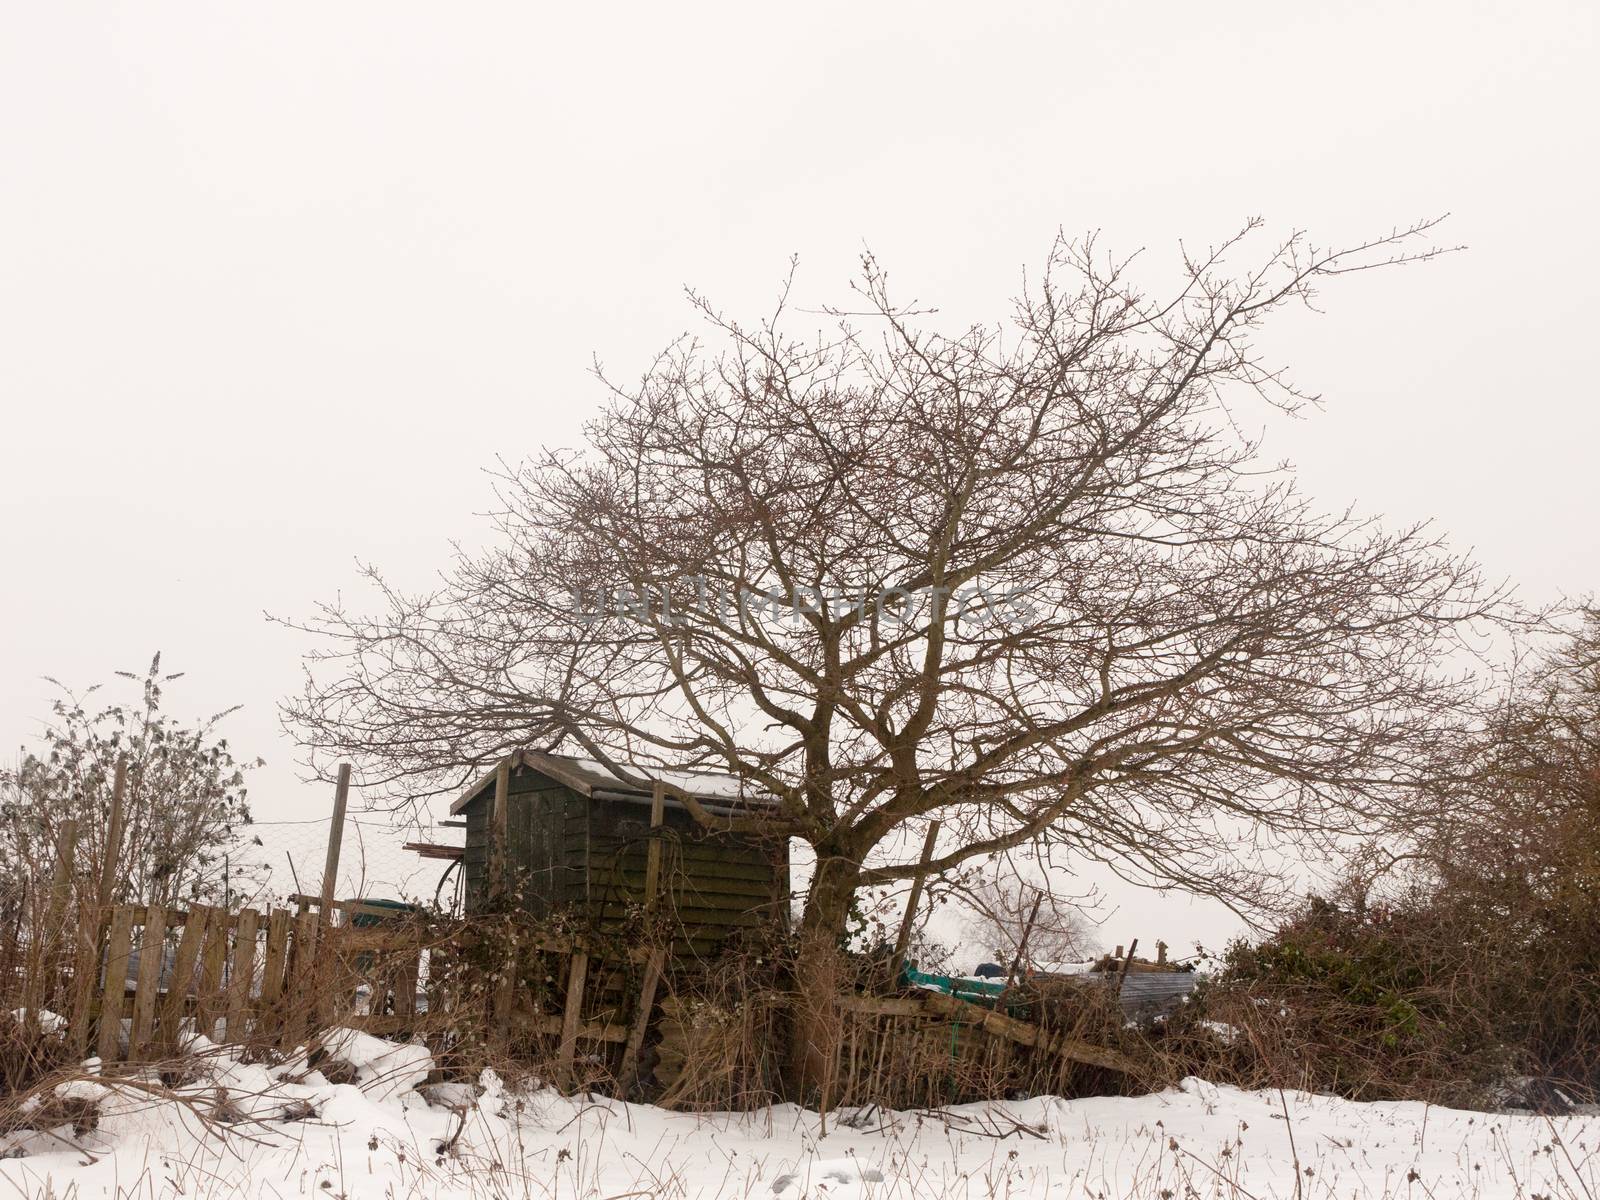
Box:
67;907;106;1058
617;784;668;1091
889;820;941;982
837;995;926;1016
643;782;666;903
260;908;291;1008
556;951;589;1074
1116;938;1140;991
595;902;770;928
592;840;773;867
44;819;79;946
490;759;510;899
527;1012;627;1043
617;947;666;1092
227;907;260;1043
595;869;776;899
97;906;136;1063
393;945;419;1019
158;905;212;1050
916;990;1138;1074
287;893;424;922
320;762;354;913
128;903;167;1057
286;910;320;1044
196;909;230;1041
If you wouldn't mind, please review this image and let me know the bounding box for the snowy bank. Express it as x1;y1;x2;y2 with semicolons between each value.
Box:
3;1033;1597;1199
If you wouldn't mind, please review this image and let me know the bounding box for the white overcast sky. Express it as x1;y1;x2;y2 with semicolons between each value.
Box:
3;2;1595;954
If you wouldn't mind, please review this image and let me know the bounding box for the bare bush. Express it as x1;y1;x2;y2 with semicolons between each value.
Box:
1164;609;1600;1109
0;654;258;913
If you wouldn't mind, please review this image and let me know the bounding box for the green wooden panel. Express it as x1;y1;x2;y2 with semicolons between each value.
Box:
596;902;772;929
460;766;790;930
461;792;487;907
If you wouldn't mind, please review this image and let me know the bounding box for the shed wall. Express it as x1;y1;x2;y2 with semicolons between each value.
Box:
461;765;787;944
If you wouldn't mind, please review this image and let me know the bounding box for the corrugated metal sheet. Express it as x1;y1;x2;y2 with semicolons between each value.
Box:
1115;971;1200;1022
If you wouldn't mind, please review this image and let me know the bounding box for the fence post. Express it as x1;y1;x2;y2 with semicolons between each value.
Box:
43;819;79;957
99;759;128;907
888;820;941;984
33;818;78;1028
319;763;353;917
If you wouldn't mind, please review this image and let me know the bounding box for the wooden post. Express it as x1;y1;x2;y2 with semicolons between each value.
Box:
44;819;79;949
97;906;136;1062
491;924;517;1054
618;783;669;1091
1116;938;1140;991
99;759;128;907
69;764;128;1056
29;819;80;1023
486;757;516;1052
888;820;941;983
1002;892;1046;996
319;763;353;917
642;781;666;903
489;758;510;900
556;950;590;1078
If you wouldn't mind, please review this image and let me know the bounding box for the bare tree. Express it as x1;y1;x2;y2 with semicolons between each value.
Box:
284;219;1514;1088
959;871;1098;970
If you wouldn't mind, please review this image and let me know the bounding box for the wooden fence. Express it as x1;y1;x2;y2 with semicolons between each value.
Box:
2;771;1141;1109
7;892;1141;1109
8;896;675;1092
27;901;418;1063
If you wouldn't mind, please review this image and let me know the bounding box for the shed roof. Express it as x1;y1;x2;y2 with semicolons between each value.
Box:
448;749;771;815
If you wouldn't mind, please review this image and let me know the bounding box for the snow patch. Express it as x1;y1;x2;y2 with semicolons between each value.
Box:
319;1027;434;1102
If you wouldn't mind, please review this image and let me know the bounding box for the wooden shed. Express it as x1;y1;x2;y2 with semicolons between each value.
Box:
450;750;789;945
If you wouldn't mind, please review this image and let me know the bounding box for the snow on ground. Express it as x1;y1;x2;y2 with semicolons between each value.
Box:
4;1034;1598;1199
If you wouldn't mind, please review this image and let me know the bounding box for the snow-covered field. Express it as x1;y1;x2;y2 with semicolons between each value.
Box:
3;1031;1597;1199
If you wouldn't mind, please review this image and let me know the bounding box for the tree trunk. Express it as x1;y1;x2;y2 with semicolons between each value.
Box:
786;850;861;1103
